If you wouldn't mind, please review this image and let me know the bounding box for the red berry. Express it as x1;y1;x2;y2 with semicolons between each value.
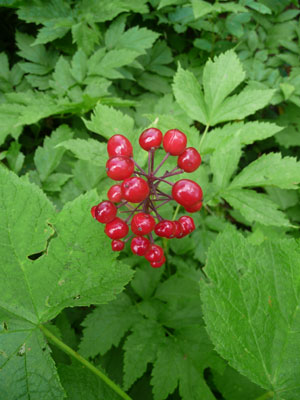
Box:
145;244;164;262
105;217;129;239
172;179;203;207
163;129;187;156
107;184;123;203
91;206;97;219
131;236;150;256
179;216;195;236
121;177;150;203
95;201;117;223
139;128;163;151
184;201;203;213
111;239;125;251
106;156;134;181
150;256;166;268
177;147;201;173
173;221;184;238
107;134;133;158
131;212;156;235
154;220;175;238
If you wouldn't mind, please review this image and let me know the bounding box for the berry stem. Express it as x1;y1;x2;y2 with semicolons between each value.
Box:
153;176;174;186
148;232;154;244
133;170;148;178
172;204;181;220
149;199;163;221
131;158;147;174
156;199;172;209
158;169;183;179
153;152;170;175
150;149;155;173
124;234;134;243
124;201;145;222
199;124;210;151
156;188;173;199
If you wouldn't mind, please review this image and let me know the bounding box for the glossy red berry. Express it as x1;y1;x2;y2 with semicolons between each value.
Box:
105;217;129;239
179;216;195;236
131;236;150;256
177;147;201;173
107;184;123;203
184;201;203;213
139;128;163;151
107;134;133;158
106;156;134;181
172;179;203;207
173;221;184;238
111;239;125;251
145;244;164;262
163;129;187;156
95;201;117;223
150;256;166;268
154;220;175;238
91;206;97;219
131;212;156;235
121;177;150;203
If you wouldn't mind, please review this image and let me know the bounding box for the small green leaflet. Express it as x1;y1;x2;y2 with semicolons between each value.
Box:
201;230;300;399
173;51;274;126
0;168;133;399
57;139;107;167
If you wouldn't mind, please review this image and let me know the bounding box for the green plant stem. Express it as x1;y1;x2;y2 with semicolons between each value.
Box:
172;204;180;221
254;391;274;400
199;124;210;151
40;325;132;400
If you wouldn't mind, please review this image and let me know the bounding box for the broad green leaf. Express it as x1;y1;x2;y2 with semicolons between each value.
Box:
223;188;292;227
114;26;159;54
201;122;282;154
50;56;76;95
230;153;300;190
5;141;25;174
34;125;73;182
79;293;139;358
131;263;164;300
203;51;245;121
57;139;106;167
265;187;299;210
191;0;213;19
71;22;101;56
72;160;103;192
0;168;133;398
210;137;242;188
0;104;22;144
123;320;165;390
58;363;119;400
42;173;72;192
93;49;140;79
83;104;134;139
172;65;208;125
70;50;88;82
201;230;300;399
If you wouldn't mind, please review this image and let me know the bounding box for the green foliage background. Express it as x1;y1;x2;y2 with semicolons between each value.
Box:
0;1;300;399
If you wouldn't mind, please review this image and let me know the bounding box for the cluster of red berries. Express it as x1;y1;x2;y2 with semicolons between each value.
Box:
91;128;203;268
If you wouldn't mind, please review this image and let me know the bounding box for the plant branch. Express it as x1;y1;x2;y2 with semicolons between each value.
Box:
153;152;170;175
40;325;132;400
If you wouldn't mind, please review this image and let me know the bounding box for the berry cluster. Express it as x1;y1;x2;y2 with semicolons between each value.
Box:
91;128;203;268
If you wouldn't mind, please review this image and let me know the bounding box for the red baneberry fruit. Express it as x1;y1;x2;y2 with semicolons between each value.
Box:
145;244;164;262
173;220;184;238
177;147;201;173
121;177;150;203
154;220;175;238
106;156;134;181
91;206;97;219
95;201;117;223
184;201;203;213
107;184;123;203
179;216;195;236
172;179;203;207
111;239;125;251
107;134;133;158
139;128;162;151
131;212;156;235
131;236;150;256
151;256;166;268
105;217;129;239
163;129;187;156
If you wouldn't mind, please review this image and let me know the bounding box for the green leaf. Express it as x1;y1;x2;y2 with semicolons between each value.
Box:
79;293;139;358
93;49;140;79
191;0;213;19
33;18;72;45
71;22;101;56
131;263;164;300
57;139;106;167
123;320;165;390
173;65;208;125
114;26;159;54
222;188;292;227
201;230;300;399
50;56;76;95
203;51;245;121
34;125;73;182
0;168;133;397
42;173;72;192
230;153;300;190
83;104;134;139
5;141;25;174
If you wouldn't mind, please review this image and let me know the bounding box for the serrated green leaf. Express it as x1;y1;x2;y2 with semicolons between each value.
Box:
123;320;165;390
131;263;164;300
201;230;300;399
265;187;299;211
71;22;101;56
57;139;106;167
230;153;300;190
42;173;72;192
34;125;73;182
223;188;292;227
191;0;213;19
50;56;76;95
114;26;159;54
33;18;72;45
94;49;140;79
79;293;139;358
